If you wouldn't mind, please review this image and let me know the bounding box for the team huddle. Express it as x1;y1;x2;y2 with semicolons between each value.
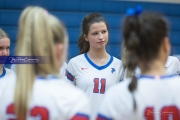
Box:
0;5;180;120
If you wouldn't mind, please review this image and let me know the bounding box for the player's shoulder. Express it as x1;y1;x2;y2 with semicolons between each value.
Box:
111;56;123;69
36;77;89;100
138;75;180;89
68;54;85;64
168;56;179;61
166;75;180;84
0;67;16;81
112;56;122;63
5;67;15;76
62;62;67;68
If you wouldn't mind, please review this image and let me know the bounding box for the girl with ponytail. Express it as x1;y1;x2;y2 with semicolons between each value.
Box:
0;6;90;120
97;6;180;120
66;13;124;120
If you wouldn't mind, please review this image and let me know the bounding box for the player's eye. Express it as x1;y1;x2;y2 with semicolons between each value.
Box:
92;32;98;36
0;47;3;50
102;30;107;34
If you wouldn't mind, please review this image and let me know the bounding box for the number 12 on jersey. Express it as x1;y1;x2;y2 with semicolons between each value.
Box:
93;78;106;94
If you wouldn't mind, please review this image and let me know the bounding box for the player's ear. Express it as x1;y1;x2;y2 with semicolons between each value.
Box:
55;42;65;68
84;34;88;41
163;37;171;56
55;43;64;59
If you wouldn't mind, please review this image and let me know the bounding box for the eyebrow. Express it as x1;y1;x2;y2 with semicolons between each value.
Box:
0;45;10;47
91;29;107;32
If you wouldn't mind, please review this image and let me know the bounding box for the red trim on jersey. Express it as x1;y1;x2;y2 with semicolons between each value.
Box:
96;114;113;120
66;70;75;81
71;113;89;120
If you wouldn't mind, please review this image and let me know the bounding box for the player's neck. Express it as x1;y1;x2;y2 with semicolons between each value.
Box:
140;60;167;76
88;47;108;59
87;48;109;66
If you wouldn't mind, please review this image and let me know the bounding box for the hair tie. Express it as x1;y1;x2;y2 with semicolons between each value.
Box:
126;5;143;16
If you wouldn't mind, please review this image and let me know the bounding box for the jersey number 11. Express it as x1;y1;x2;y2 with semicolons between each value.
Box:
93;78;106;94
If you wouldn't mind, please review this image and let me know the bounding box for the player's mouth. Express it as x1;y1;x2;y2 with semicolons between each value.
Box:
97;41;105;44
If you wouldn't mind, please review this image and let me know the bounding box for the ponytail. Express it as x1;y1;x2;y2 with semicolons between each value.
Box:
78;34;90;54
123;7;169;111
14;6;59;120
123;14;140;111
126;46;138;111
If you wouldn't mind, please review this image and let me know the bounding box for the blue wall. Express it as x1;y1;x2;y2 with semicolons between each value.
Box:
0;0;180;61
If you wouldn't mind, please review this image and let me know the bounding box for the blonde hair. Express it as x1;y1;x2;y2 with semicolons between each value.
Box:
0;28;9;39
48;15;68;64
48;15;67;44
14;6;67;119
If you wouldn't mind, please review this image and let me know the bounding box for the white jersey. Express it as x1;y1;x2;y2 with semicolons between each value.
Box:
0;75;90;120
0;66;15;79
11;63;67;78
66;53;124;120
0;66;15;90
97;75;180;120
124;56;180;79
165;56;180;75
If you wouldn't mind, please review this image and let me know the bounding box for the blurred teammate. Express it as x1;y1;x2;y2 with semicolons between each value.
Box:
165;56;180;75
97;7;180;120
122;43;180;79
66;13;124;120
0;28;15;78
0;6;90;120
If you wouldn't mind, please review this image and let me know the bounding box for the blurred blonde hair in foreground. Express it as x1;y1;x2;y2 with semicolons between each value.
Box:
14;6;68;120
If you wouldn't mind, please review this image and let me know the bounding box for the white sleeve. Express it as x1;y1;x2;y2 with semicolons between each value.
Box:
166;57;180;76
65;60;76;84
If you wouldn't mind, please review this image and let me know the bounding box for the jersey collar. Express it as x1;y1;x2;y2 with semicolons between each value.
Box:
84;53;113;70
0;66;6;78
138;74;175;80
37;75;58;80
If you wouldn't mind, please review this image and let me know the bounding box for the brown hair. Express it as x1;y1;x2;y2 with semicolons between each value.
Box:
78;13;108;54
122;12;168;110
